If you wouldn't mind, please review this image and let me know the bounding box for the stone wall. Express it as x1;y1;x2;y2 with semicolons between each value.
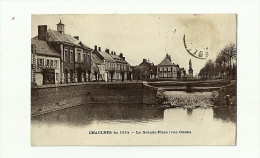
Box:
31;82;158;116
142;81;158;104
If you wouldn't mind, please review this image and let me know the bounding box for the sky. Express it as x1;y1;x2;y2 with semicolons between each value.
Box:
31;14;237;75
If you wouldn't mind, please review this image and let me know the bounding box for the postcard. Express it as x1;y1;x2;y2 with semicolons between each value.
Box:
31;14;237;146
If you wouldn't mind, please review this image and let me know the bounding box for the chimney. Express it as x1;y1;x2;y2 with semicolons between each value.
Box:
74;36;79;40
143;59;147;62
57;19;65;34
94;45;97;50
38;25;47;41
166;53;171;61
105;49;110;54
98;47;101;51
119;53;123;58
114;51;116;55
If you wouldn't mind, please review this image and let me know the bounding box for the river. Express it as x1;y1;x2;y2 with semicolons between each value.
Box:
31;101;236;145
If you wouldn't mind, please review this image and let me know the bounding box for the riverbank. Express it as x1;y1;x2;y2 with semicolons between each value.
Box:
158;80;236;109
147;79;231;87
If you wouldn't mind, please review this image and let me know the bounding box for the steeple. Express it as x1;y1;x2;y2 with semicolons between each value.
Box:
57;19;65;34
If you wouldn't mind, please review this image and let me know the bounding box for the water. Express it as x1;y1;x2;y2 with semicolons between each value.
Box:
31;103;236;145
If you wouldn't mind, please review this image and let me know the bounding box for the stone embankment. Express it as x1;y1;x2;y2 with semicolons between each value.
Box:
31;82;158;117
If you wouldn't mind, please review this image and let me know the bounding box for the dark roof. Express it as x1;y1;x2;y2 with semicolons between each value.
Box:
79;41;92;51
139;60;154;67
111;54;128;64
31;37;60;57
47;29;81;47
158;56;173;66
133;66;150;75
98;51;115;62
92;53;103;65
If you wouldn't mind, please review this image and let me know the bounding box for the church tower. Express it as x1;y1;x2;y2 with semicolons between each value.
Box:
188;59;193;78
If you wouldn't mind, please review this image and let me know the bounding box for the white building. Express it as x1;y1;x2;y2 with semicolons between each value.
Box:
157;54;178;79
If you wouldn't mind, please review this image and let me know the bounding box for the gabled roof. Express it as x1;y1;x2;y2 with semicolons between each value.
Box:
111;54;128;64
31;37;60;57
158;56;173;66
79;41;92;51
92;53;103;65
47;29;81;47
98;51;115;62
139;60;153;67
133;66;150;75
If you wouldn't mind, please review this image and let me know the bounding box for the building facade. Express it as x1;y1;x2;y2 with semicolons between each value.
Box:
91;53;106;81
92;46;116;82
42;20;92;83
133;59;157;80
157;54;178;79
31;36;61;85
110;51;131;82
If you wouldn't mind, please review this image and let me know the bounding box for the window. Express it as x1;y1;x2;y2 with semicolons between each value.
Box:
70;51;73;63
50;60;53;67
64;49;67;62
83;53;86;63
77;53;80;63
87;54;90;64
37;58;44;70
54;60;58;69
46;59;50;67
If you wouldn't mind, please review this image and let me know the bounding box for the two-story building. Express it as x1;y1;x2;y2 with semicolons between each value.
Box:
157;54;178;79
31;36;61;85
92;46;116;82
34;20;92;84
91;52;106;81
110;51;131;82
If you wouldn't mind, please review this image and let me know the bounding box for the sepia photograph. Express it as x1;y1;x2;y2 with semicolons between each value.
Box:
31;14;237;146
1;0;260;158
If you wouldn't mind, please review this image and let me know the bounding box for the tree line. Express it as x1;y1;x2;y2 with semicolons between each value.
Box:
198;43;237;80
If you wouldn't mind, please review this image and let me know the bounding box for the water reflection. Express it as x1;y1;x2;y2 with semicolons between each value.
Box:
213;107;237;123
32;103;236;126
31;104;164;127
31;104;236;145
187;108;193;115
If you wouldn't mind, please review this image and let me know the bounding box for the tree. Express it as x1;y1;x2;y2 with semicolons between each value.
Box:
119;70;126;82
108;70;115;82
198;43;237;80
225;44;237;79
